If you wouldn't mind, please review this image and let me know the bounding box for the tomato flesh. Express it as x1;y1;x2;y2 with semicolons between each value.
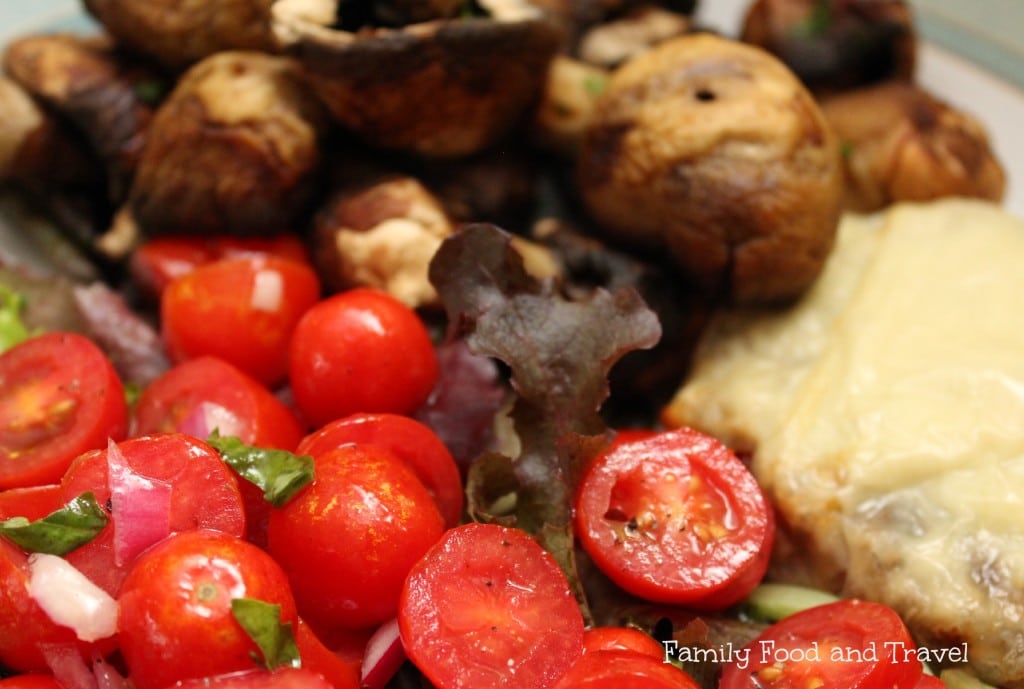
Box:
552;650;701;689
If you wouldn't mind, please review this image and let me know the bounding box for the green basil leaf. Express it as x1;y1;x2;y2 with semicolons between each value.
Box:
0;284;35;354
231;598;300;670
207;431;314;508
0;492;108;555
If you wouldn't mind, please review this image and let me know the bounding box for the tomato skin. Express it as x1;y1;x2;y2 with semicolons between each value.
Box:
294;618;361;689
0;676;64;689
399;523;585;689
131;234;311;300
296;412;462;527
0;484;63;521
267;444;445;631
288;289;438;427
582;627;666;660
170;667;333;689
58;433;246;596
914;676;946;689
0;332;127;489
575;427;773;609
0;539;115;673
161;256;321;387
552;650;701;689
117;529;298;689
719;600;923;689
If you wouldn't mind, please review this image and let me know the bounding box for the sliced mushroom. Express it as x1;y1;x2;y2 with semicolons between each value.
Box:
578;33;843;305
741;0;916;94
313;175;454;308
128;51;328;237
82;0;280;72
577;4;691;69
271;0;563;157
820;81;1006;212
2;34;163;203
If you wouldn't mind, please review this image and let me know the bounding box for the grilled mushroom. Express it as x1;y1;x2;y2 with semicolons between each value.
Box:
128;51;328;237
271;0;563;157
820;81;1006;212
578;33;843;305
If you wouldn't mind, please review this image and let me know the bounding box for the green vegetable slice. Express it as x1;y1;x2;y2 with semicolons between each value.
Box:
0;284;35;353
231;598;300;670
206;431;314;508
741;583;840;623
0;492;108;555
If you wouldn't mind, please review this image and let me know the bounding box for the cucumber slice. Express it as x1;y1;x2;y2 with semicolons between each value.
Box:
940;669;998;689
741;583;840;622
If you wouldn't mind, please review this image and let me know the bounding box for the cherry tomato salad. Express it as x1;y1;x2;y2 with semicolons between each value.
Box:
0;229;938;689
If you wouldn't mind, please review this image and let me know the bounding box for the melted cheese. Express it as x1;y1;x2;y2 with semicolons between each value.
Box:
664;199;1024;686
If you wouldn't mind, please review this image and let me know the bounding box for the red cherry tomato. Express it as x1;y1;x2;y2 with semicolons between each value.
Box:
288;289;437;427
267;444;445;631
162;256;320;387
582;626;666;660
294;618;361;689
0;538;116;673
296;412;462;527
131;234;311;300
575;427;773;610
171;668;333;689
399;522;585;689
552;650;701;689
117;529;299;689
0;332;127;489
719;600;923;689
0;676;65;689
0;484;63;521
58;433;246;596
914;676;946;689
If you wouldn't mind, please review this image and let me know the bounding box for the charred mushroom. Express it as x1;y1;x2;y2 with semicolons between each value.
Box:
578;33;843;305
820;81;1006;212
741;0;916;94
271;0;563;157
82;0;281;72
128;51;328;237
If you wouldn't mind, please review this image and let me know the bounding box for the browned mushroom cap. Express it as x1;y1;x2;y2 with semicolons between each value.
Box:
578;33;843;305
2;34;161;203
820;81;1006;213
272;1;563;157
577;4;692;69
82;0;279;72
129;51;328;237
741;0;916;94
531;55;610;157
371;0;464;26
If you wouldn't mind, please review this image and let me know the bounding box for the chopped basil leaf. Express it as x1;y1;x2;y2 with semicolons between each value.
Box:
0;284;35;354
840;140;855;160
207;431;314;507
583;73;607;97
793;1;832;38
231;598;301;670
133;79;167;106
0;492;108;555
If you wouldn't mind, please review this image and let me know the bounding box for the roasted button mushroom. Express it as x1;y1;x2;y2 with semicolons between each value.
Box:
82;0;280;72
128;51;328;238
578;33;843;305
577;4;691;69
2;34;161;203
313;175;454;308
532;55;609;157
741;0;916;93
272;0;563;157
820;81;1006;212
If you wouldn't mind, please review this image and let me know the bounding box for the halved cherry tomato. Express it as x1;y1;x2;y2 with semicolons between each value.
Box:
575;427;773;610
58;433;246;596
0;539;116;673
399;523;585;689
296;412;462;526
0;332;127;489
915;676;946;689
719;600;923;689
288;289;437;427
294;618;361;689
582;626;666;660
552;650;701;689
131;234;311;300
0;484;63;521
171;668;333;689
117;529;299;689
268;444;445;631
0;675;65;689
162;256;320;387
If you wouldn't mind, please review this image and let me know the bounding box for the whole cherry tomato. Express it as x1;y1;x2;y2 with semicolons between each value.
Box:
0;332;127;489
582;626;666;660
171;668;333;689
575;427;773;610
296;412;462;526
288;289;437;427
0;484;62;522
117;529;298;689
552;649;701;689
0;676;65;689
719;600;923;689
267;444;445;631
399;523;585;689
162;256;320;387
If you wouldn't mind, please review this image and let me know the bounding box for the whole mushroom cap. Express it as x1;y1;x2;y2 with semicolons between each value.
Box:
578;33;843;304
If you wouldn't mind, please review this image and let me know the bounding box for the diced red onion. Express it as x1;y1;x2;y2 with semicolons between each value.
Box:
92;655;130;689
107;439;173;566
177;401;245;440
28;554;117;643
361;617;405;689
40;644;97;689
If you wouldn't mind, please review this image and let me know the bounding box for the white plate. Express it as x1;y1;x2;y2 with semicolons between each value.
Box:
1;0;1022;218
